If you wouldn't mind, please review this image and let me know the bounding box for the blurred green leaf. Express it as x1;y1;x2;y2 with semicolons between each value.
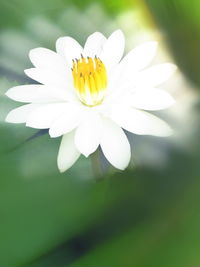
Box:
23;149;200;267
145;0;200;88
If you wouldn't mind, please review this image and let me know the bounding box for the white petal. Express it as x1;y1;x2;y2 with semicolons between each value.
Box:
106;41;158;93
83;32;107;57
119;41;157;72
29;47;67;75
75;112;102;157
56;36;83;67
100;30;125;71
111;105;172;137
26;103;69;129
6;84;71;103
135;63;177;87
57;131;80;172
100;117;131;170
24;68;70;88
49;104;82;138
128;89;175;110
5;104;41;123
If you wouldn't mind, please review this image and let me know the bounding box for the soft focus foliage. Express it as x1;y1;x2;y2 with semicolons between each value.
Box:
146;0;200;88
0;0;200;266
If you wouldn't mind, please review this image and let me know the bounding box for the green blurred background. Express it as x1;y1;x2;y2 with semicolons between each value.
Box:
1;0;200;266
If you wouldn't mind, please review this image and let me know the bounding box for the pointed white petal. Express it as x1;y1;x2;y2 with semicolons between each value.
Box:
49;104;82;138
75;112;102;157
100;117;131;170
26;103;69;129
29;47;67;74
135;63;177;87
84;32;107;57
57;131;80;172
6;84;71;103
128;89;175;110
100;30;125;71
24;68;70;88
56;36;83;66
111;105;173;137
120;41;157;72
5;104;41;123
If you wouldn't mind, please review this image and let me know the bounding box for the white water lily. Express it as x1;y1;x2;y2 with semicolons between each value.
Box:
5;30;176;172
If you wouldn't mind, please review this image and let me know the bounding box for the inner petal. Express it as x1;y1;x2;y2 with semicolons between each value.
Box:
71;55;108;107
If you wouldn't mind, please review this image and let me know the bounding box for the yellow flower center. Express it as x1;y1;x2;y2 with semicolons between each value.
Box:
72;55;108;107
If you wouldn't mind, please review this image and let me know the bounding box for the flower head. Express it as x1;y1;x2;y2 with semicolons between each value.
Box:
6;30;176;172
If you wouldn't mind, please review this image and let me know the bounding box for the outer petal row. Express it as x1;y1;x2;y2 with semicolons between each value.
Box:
6;103;81;134
6;85;72;103
74;112;102;157
6;104;42;123
6;102;171;171
100;117;131;170
107;41;158;91
126;88;175;111
24;68;71;88
49;104;81;138
6;103;131;171
57;116;131;172
134;63;177;87
57;131;81;173
110;104;172;137
29;47;67;75
119;41;158;72
26;103;70;129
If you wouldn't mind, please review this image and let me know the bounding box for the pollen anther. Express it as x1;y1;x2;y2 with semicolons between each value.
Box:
72;56;107;106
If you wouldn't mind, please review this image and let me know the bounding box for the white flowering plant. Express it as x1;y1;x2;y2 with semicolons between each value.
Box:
5;30;176;172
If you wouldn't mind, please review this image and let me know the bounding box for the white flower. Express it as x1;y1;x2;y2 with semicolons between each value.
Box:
5;30;176;172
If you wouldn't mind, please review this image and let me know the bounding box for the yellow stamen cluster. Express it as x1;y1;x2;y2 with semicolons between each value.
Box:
72;55;107;107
